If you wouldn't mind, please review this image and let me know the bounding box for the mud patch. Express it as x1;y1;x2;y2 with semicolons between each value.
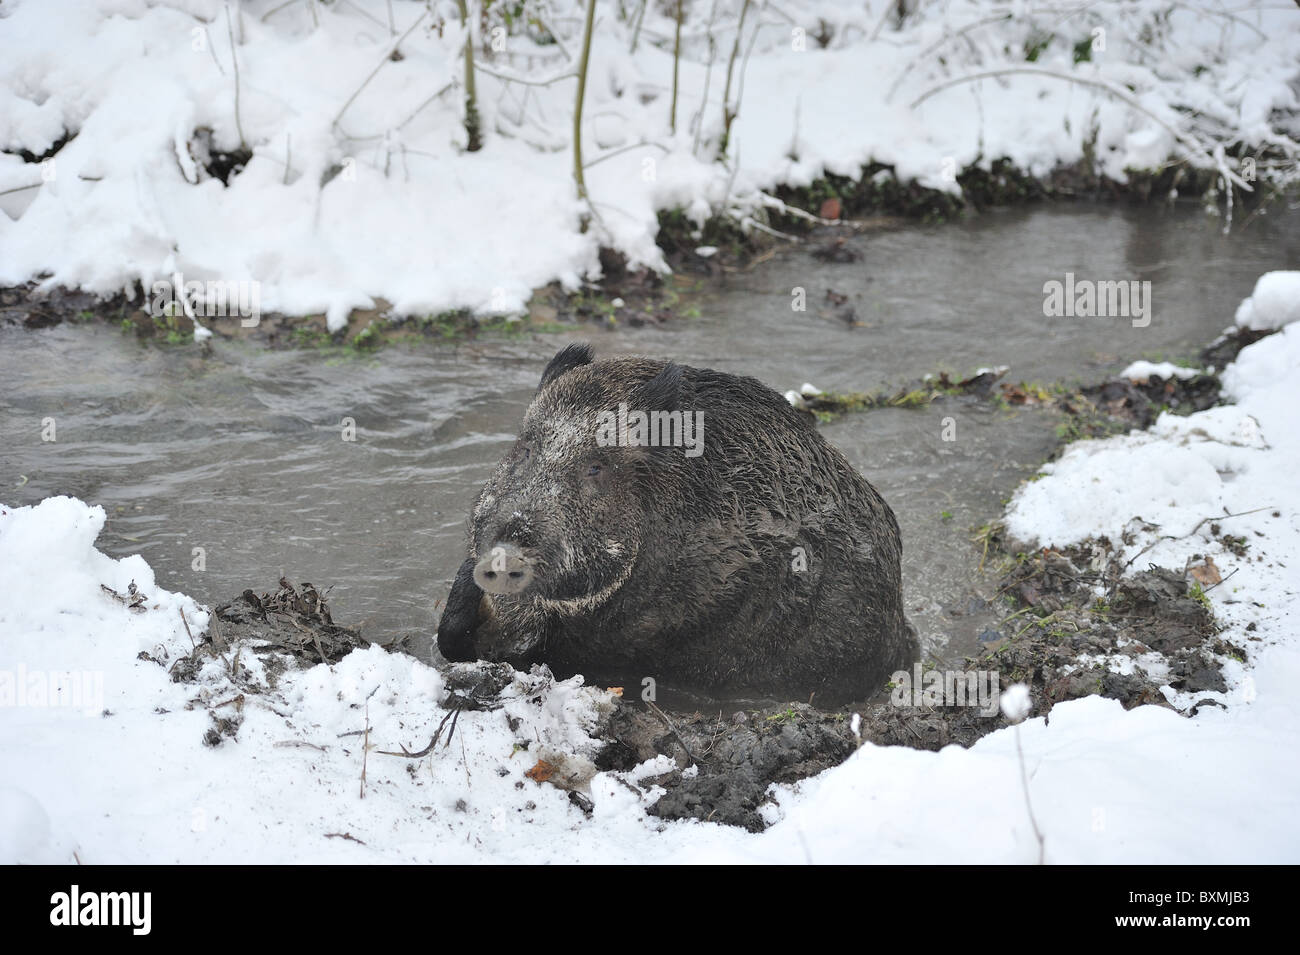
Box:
978;540;1232;711
594;702;855;831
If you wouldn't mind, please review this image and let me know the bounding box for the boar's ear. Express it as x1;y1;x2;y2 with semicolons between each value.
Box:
539;342;594;391
634;362;690;411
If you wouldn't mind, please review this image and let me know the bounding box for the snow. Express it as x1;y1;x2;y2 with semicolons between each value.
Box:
1000;684;1032;723
5;285;1300;862
1234;271;1300;332
1118;360;1199;381
1;1;1296;328
1;497;681;863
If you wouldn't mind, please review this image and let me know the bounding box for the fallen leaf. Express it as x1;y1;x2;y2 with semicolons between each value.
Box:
1189;557;1222;586
525;759;556;783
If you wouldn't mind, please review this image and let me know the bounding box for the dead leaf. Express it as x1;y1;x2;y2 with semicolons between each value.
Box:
1189;557;1222;586
525;759;555;783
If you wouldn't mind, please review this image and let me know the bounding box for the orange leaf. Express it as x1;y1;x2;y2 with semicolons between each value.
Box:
525;760;556;783
1189;557;1222;587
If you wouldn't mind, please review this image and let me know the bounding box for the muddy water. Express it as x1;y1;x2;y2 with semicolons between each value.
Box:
2;203;1296;698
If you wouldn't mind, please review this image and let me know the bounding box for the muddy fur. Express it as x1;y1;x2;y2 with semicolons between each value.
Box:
437;343;918;702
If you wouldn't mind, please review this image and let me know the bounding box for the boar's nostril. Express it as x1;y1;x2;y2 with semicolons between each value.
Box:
473;544;536;596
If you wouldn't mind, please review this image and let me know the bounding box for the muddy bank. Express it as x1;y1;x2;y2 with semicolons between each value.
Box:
666;154;1296;272
585;538;1243;830
797;323;1275;436
162;513;1247;831
5;155;1295;351
0;273;716;352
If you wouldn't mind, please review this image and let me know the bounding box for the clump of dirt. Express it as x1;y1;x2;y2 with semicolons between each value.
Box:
982;541;1232;707
141;579;366;747
204;710;244;747
1076;373;1221;428
160;578;364;692
210;578;367;667
594;702;856;831
1200;325;1277;369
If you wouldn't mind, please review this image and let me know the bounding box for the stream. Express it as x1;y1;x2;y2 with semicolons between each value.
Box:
2;201;1296;696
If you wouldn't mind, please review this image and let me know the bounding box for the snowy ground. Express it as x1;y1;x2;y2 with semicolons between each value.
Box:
3;272;1298;863
1;0;1297;328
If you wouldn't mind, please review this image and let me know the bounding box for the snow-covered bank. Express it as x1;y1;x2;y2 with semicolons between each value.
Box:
2;0;1297;328
0;497;704;863
1234;271;1300;332
4;279;1300;863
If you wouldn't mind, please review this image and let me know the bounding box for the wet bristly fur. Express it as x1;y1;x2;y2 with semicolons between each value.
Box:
437;343;918;702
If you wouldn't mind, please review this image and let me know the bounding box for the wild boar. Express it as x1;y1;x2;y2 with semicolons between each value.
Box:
437;343;917;702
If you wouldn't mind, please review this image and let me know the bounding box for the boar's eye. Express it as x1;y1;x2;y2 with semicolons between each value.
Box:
519;445;532;461
586;463;601;478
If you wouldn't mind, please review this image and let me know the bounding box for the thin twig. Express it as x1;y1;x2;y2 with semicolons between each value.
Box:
475;61;576;87
332;8;430;129
885;13;1013;103
535;14;573;61
359;702;371;799
378;704;459;758
397;82;455;131
1014;725;1046;864
582;139;670;169
179;607;196;649
910;66;1250;188
573;0;598;226
225;2;247;149
1120;505;1276;573
717;0;751;158
646;700;700;763
628;0;647;54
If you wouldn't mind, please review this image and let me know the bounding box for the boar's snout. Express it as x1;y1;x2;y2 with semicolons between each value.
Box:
473;543;536;596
